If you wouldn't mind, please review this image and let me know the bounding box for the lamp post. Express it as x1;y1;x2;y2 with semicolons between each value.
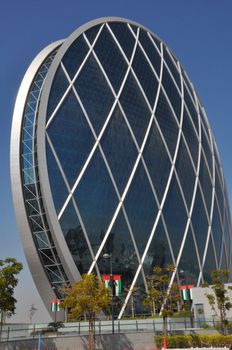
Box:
103;252;114;334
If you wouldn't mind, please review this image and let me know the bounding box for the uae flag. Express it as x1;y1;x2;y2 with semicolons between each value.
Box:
102;274;122;296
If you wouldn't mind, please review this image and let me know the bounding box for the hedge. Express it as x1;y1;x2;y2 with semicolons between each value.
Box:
155;334;232;348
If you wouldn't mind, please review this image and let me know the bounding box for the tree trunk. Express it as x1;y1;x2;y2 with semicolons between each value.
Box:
0;310;3;341
163;316;167;337
88;316;95;350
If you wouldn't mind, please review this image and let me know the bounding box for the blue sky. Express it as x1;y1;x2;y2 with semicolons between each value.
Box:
0;0;232;322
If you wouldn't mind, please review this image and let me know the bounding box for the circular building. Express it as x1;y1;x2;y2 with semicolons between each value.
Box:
11;17;232;318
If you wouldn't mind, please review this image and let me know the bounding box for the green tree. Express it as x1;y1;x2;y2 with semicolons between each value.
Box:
144;265;180;335
203;269;232;335
61;274;111;350
0;258;23;339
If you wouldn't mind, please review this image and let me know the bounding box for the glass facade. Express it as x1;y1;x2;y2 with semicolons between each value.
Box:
12;18;232;318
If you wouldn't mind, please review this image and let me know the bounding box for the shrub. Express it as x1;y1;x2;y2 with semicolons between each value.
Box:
155;334;232;348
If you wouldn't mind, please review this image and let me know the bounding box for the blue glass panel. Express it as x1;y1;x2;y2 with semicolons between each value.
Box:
143;120;171;202
60;199;93;274
175;136;196;210
199;152;213;216
155;89;179;158
109;22;135;60
184;84;199;132
124;162;158;256
119;72;151;147
182;107;199;169
211;201;223;263
100;105;137;195
74;54;114;135
202;235;217;282
47;65;69;120
163;173;188;260
150;33;161;51
47;90;95;188
74;148;118;254
178;227;200;285
46;141;69;214
191;186;209;262
215;165;225;221
85;24;101;44
132;45;159;107
139;29;161;76
163;46;181;90
62;35;89;80
201;126;213;175
220;244;228;271
162;65;182;122
199;108;211;141
224;213;231;259
143;217;173;276
181;67;195;102
98;209;139;290
94;26;128;93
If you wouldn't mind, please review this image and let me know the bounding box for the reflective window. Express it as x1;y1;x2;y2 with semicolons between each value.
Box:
73;148;118;254
203;235;217;282
181;67;195;102
109;22;135;60
46;142;69;214
85;24;101;44
184;83;199;133
199;108;211;142
215;165;225;221
163;173;188;260
94;26;128;93
124;161;158;256
224;211;231;259
98;209;139;291
132;45;159;107
162;65;182;122
143;120;171;202
211;201;223;263
182;107;199;169
191;185;209;262
175;136;196;210
220;244;228;271
163;46;181;90
47;65;69;119
119;71;151;147
143;217;173;276
62;35;89;80
199;151;213;216
201;126;213;175
178;227;200;285
74;54;114;135
155;89;179;158
47;90;95;188
100;105;138;195
138;29;161;76
60;200;93;274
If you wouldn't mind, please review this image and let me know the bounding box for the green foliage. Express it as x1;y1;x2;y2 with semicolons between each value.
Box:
61;274;111;350
0;258;23;316
144;265;180;335
203;269;232;334
155;334;232;348
61;274;111;321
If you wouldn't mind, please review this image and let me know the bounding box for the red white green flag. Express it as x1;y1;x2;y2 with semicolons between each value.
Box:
102;274;122;296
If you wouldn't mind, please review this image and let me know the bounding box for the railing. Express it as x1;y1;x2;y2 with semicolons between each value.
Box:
0;318;231;342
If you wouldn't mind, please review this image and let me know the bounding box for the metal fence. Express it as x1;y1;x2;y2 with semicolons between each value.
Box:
0;318;231;342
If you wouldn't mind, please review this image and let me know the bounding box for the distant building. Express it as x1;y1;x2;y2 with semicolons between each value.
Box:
192;284;232;322
11;17;232;318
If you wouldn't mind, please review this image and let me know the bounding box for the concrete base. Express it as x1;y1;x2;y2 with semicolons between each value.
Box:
0;333;156;350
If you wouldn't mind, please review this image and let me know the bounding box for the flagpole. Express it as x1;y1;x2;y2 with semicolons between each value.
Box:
103;253;114;334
